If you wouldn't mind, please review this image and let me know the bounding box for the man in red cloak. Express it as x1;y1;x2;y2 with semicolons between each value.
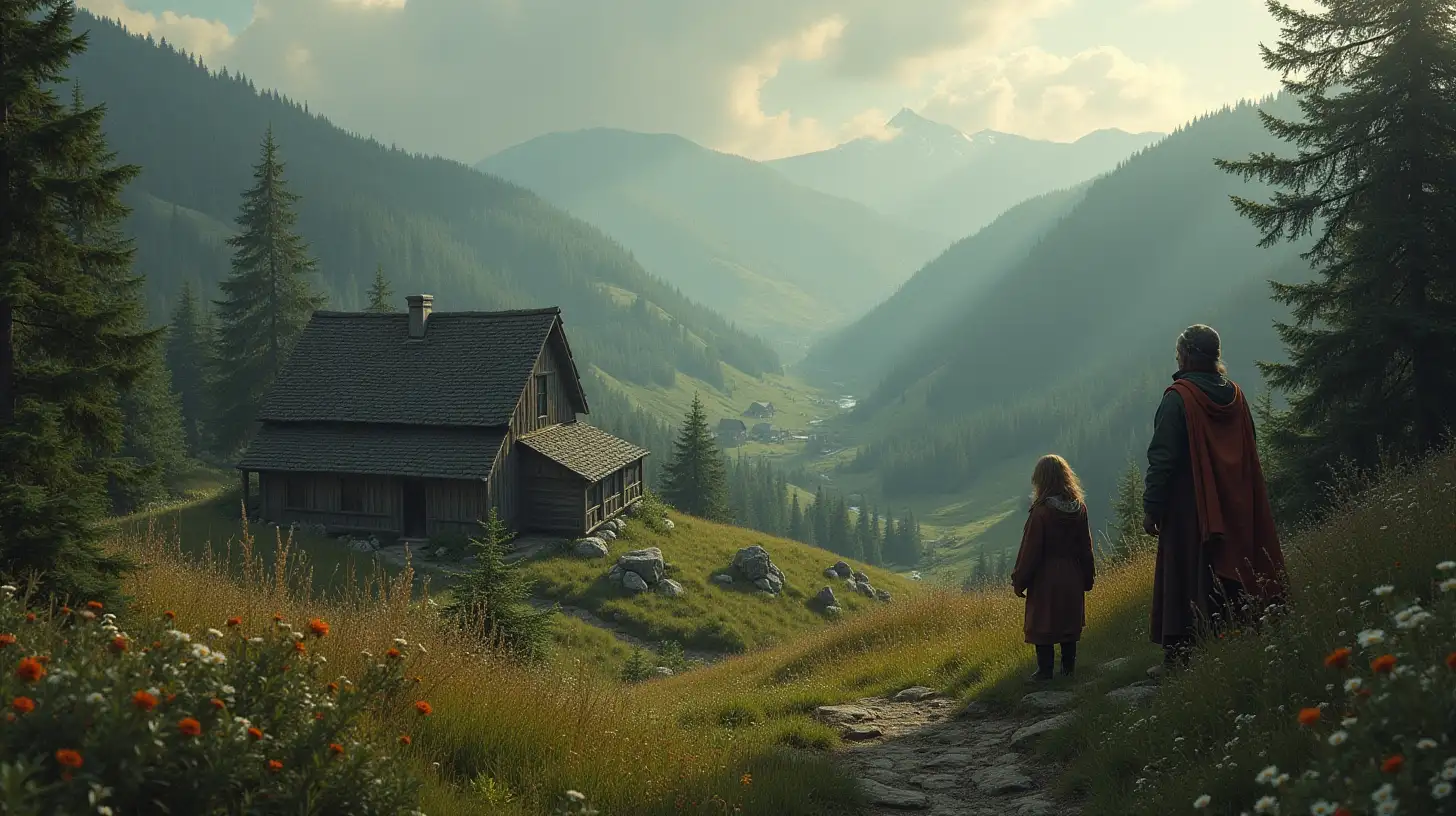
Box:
1143;325;1286;670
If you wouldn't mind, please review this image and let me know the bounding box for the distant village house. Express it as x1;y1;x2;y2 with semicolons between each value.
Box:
742;401;776;418
750;422;773;442
716;418;748;444
238;295;648;540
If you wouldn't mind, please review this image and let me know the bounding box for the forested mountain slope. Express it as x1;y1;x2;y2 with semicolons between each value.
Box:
477;129;941;357
72;14;779;397
840;96;1309;537
797;184;1089;391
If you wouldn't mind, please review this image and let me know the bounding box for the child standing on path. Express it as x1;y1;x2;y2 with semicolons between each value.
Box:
1012;454;1096;681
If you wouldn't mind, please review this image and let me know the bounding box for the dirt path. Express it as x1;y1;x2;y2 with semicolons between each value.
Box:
820;677;1153;816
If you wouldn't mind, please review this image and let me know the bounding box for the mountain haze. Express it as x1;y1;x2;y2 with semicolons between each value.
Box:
477;128;942;357
770;109;1163;241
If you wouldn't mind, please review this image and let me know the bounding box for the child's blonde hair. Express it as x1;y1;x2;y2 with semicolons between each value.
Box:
1031;454;1085;505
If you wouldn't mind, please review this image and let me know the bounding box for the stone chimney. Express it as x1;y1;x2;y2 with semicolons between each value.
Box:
406;294;433;339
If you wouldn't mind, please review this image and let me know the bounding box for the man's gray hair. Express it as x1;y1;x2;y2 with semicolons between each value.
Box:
1176;324;1226;374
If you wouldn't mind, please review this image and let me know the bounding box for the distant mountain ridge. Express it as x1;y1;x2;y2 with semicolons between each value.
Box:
476;128;943;359
769;108;1163;240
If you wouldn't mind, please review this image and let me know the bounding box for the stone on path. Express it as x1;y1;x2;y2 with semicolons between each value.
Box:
1009;713;1074;748
842;724;883;741
893;686;936;702
971;764;1035;794
816;704;876;724
857;779;930;810
919;750;974;771
1099;656;1131;673
1020;690;1077;713
1146;664;1165;680
1105;685;1159;707
907;773;961;791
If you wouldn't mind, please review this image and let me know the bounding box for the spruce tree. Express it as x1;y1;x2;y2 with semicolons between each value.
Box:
444;510;554;663
660;394;730;521
166;281;211;454
788;492;805;542
811;486;827;546
1108;459;1145;561
0;3;151;601
365;263;394;312
113;342;187;513
1218;0;1456;499
211;127;325;454
855;505;872;562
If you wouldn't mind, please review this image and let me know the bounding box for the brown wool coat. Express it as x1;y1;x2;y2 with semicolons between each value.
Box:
1011;498;1096;645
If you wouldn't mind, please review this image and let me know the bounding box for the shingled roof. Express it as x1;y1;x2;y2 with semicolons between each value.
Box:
519;422;650;482
257;308;588;427
238;423;505;480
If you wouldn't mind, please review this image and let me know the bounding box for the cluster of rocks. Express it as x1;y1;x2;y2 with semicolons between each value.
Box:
337;533;381;553
283;521;329;537
823;560;892;603
712;545;786;595
607;547;684;598
623;501;674;531
571;517;630;559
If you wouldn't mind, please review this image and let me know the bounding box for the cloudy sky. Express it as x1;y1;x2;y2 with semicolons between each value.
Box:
82;0;1285;162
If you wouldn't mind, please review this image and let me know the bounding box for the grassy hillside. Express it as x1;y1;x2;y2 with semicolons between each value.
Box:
74;14;779;393
478;128;941;358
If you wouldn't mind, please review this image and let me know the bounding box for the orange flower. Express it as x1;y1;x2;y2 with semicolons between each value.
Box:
307;618;330;637
740;773;752;787
0;633;16;648
59;606;71;615
293;641;307;654
11;697;35;714
1297;707;1321;726
178;717;202;737
385;648;402;660
1371;654;1397;674
266;759;283;773
329;743;344;755
15;657;45;683
1335;808;1353;816
162;610;175;620
151;640;161;650
23;613;35;623
54;749;83;769
1323;647;1351;669
398;734;412;746
166;694;177;704
327;682;339;694
1446;652;1456;671
414;700;433;717
248;727;264;740
272;613;283;622
1381;755;1404;773
210;698;225;711
314;712;324;721
132;690;158;711
86;601;103;610
226;616;242;628
110;636;129;652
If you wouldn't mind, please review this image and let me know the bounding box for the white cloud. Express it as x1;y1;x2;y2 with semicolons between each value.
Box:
78;0;235;57
921;45;1187;140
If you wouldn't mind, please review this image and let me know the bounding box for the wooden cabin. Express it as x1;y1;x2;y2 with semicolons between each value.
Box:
237;295;648;540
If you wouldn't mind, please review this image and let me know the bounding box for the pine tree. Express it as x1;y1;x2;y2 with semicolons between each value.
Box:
788;492;805;542
166;281;211;454
811;486;828;546
0;4;152;601
365;263;394;312
1217;0;1456;503
211;126;325;454
113;342;187;513
855;506;872;562
443;509;554;663
1106;458;1145;561
660;394;730;521
866;508;883;565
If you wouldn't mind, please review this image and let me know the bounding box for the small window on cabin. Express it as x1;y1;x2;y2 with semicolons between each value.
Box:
535;374;549;421
339;477;366;514
284;476;308;510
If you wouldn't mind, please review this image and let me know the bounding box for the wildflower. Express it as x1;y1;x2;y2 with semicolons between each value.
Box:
272;613;283;622
210;698;225;710
740;773;752;787
206;628;224;639
54;749;83;769
1381;755;1404;774
1257;766;1282;785
132;690;158;711
308;618;330;637
398;734;412;746
248;727;264;740
249;637;264;645
59;606;71;615
314;712;324;721
24;613;34;623
266;759;283;773
1445;652;1456;671
1324;647;1352;669
1371;655;1397;674
565;791;586;802
85;693;104;704
1193;794;1211;809
86;601;103;610
226;616;242;627
1375;804;1397;816
1298;708;1321;726
1328;731;1348;746
1254;795;1278;813
110;636;128;652
1310;803;1338;816
0;633;16;648
414;700;433;716
0;585;14;595
1342;717;1358;726
385;648;402;660
178;718;202;737
11;696;34;714
1373;785;1396;803
16;656;45;683
220;684;235;695
163;610;175;620
1418;739;1438;750
329;743;344;755
327;682;339;694
1439;561;1456;572
1357;629;1386;647
1434;783;1452;800
293;641;306;654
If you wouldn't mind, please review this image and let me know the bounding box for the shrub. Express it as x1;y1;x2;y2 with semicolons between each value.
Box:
633;490;672;535
0;586;422;814
620;648;653;682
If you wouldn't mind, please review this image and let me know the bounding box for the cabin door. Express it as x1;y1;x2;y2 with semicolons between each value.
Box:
401;479;427;538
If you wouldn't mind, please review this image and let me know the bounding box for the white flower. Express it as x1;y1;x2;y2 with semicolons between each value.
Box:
86;692;105;704
1418;739;1438;750
1256;766;1282;785
316;655;328;664
1194;794;1212;809
1254;795;1279;814
1310;803;1337;816
220;684;236;695
1442;765;1456;781
1372;585;1395;597
1328;731;1348;746
1373;784;1396;803
565;791;586;802
1437;561;1455;572
0;585;16;595
1375;801;1398;815
98;808;115;816
206;628;224;639
166;629;191;643
1342;717;1358;727
1345;678;1364;693
1440;578;1456;593
1434;782;1452;800
249;637;264;644
1357;629;1386;647
394;637;409;647
191;644;212;659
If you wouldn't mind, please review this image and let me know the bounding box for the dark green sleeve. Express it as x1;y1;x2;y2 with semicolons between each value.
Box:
1144;390;1186;517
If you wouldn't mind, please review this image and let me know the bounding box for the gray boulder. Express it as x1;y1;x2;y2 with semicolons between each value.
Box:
731;545;781;582
622;571;650;593
711;574;734;586
599;528;617;541
1106;685;1159;708
602;519;621;534
856;581;877;598
814;586;837;607
754;576;782;594
857;779;929;810
893;686;936;702
851;570;870;584
663;518;675;531
656;578;685;598
823;567;841;579
572;537;609;558
823;605;842;616
653;666;674;677
616;547;665;584
1020;690;1077;713
832;561;853;578
1009;713;1074;748
874;588;892;602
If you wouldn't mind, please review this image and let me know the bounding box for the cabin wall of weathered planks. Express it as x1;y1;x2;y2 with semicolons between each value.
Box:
425;478;491;537
512;334;579;436
257;471;401;533
521;450;586;534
